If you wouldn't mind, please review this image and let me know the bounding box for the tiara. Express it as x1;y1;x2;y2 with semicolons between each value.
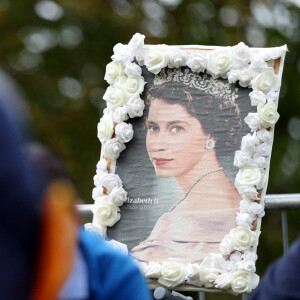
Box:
153;68;239;103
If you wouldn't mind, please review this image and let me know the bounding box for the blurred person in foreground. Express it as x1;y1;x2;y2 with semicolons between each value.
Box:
250;238;300;300
0;103;151;300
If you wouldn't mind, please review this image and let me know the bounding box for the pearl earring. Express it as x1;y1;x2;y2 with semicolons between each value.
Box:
205;139;215;150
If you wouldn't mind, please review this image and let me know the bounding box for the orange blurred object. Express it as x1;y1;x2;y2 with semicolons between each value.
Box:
32;180;79;300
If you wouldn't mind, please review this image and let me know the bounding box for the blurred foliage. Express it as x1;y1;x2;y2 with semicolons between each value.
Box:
1;0;300;298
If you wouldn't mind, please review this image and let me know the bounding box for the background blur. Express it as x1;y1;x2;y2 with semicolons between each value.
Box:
0;0;299;298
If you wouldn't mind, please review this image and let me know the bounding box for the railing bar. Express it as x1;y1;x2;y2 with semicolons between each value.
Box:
281;210;289;254
242;293;248;300
199;291;205;300
264;194;300;210
76;194;300;218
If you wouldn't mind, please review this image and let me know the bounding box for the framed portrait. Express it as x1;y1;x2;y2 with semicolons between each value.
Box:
85;34;287;294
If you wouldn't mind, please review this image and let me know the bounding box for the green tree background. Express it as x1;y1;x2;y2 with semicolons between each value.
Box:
1;0;300;298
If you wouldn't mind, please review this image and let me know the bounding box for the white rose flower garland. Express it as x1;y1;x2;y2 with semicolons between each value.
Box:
85;33;287;294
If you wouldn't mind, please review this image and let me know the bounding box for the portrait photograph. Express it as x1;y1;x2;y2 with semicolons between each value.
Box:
90;37;287;292
107;65;255;264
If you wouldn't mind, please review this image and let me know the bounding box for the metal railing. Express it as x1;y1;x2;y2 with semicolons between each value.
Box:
77;193;300;300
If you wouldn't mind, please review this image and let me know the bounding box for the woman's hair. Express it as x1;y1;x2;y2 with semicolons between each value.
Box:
143;68;242;159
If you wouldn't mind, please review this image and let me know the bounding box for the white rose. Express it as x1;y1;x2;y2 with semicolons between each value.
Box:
230;270;259;294
108;186;127;206
267;90;279;102
227;69;241;84
230;251;243;263
255;165;267;182
222;261;237;273
115;75;145;96
232;42;251;69
94;173;122;193
96;159;108;173
142;261;162;278
241;133;260;154
111;43;133;64
185;264;200;281
104;61;125;85
124;62;142;77
243;251;258;262
239;68;255;88
253;154;267;169
103;107;114;116
168;49;188;68
126;76;145;95
84;222;106;237
103;86;128;109
215;273;231;290
144;45;169;75
234;150;252;168
244;113;261;132
93;196;120;227
249;91;267;106
236;212;256;229
259;102;280;128
102;138;126;160
235;164;262;188
229;226;257;251
249;56;268;70
128;33;145;52
135;48;147;65
238;260;256;273
92;186;104;201
97;114;114;144
93;173;104;187
212;254;226;267
158;258;186;288
127;94;145;118
239;199;252;213
237;186;259;201
255;164;265;182
199;256;223;288
249;202;265;217
256;128;273;144
251;68;279;93
115;122;133;143
257;143;272;157
220;234;234;256
113;106;129;124
186;54;207;73
207;48;232;78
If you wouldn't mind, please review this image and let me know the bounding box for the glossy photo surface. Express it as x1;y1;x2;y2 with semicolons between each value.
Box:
108;67;254;264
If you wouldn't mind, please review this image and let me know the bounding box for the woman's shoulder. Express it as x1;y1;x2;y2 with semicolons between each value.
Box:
177;171;240;211
203;170;240;202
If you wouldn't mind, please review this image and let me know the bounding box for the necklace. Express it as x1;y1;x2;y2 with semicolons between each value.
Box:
168;167;223;212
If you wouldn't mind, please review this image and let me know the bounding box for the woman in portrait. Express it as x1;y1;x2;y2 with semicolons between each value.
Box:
131;68;243;264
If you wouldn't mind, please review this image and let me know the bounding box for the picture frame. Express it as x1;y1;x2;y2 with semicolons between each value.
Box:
85;33;287;294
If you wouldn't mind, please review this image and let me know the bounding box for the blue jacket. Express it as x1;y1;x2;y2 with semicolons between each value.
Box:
78;229;152;300
250;238;300;300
